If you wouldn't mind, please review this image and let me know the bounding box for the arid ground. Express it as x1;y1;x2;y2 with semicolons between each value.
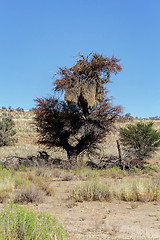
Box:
0;109;160;240
26;176;160;240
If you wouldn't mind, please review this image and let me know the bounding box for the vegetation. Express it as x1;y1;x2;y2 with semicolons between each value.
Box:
70;181;111;201
34;53;122;166
113;178;160;202
0;166;55;203
0;165;14;202
27;173;55;196
14;184;44;203
120;122;160;161
0;204;65;240
0;117;17;146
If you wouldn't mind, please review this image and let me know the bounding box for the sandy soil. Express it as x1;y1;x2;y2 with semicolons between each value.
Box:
27;179;160;240
0;111;160;239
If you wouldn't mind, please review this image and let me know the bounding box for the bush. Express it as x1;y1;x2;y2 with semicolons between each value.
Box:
0;117;17;146
0;204;65;239
70;181;111;202
16;107;24;112
14;184;44;203
120;122;160;161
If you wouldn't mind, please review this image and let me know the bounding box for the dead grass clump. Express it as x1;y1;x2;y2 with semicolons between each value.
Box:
27;173;55;196
14;184;44;203
61;171;75;181
76;168;99;180
100;167;128;179
0;191;11;203
35;167;62;178
113;178;160;202
14;172;31;188
70;181;111;202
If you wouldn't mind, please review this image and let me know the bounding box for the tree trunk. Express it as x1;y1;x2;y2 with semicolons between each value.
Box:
67;149;78;168
116;140;125;170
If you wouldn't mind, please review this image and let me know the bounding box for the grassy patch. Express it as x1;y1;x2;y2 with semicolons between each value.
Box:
14;172;31;188
76;168;99;180
113;178;160;202
100;167;128;178
27;173;55;196
0;165;14;202
0;204;65;239
70;181;111;202
35;167;62;179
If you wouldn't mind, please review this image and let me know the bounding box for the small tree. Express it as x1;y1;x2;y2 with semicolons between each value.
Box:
120;122;160;161
0;117;17;146
34;53;122;166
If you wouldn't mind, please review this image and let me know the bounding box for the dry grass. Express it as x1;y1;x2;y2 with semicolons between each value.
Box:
14;172;31;188
35;167;62;178
61;171;75;181
27;172;55;196
0;166;15;202
76;168;99;180
70;181;111;202
0;167;55;203
100;167;128;178
113;177;160;202
14;184;44;203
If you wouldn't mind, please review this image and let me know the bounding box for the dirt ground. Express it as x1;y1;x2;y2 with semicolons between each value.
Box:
0;111;160;239
25;179;160;240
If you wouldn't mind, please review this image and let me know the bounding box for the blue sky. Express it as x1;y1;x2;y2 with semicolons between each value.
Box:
0;0;159;117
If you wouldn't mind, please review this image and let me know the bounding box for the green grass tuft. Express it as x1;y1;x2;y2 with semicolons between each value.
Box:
0;204;65;239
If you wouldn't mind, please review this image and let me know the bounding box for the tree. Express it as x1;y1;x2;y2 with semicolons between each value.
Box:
34;53;122;166
0;117;17;146
120;122;160;161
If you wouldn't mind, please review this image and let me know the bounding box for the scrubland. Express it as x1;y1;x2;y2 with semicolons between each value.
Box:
0;109;160;239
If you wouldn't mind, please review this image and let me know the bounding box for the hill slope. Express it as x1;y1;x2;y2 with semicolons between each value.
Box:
0;109;159;163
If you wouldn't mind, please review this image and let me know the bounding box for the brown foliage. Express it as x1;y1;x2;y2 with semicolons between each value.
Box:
54;53;122;109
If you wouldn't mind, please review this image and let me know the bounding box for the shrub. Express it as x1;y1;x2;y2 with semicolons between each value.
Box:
0;117;17;146
14;184;44;203
0;204;65;239
120;122;160;161
113;178;160;202
70;181;111;202
16;107;24;112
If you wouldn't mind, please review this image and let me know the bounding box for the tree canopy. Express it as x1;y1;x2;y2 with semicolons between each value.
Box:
34;53;122;166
